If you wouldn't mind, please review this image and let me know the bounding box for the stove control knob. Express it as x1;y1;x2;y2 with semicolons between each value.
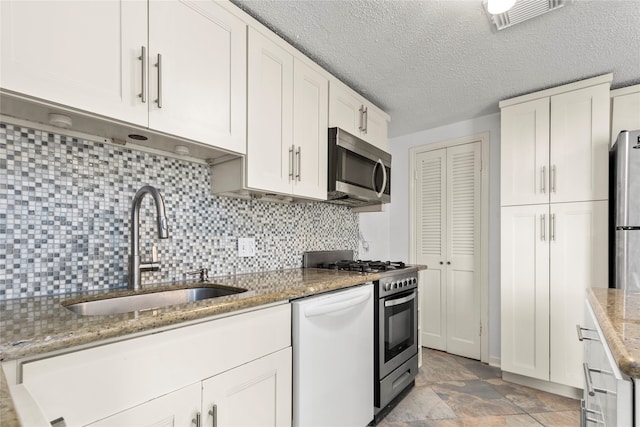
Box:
413;278;417;284
392;282;398;289
403;280;408;287
385;283;392;291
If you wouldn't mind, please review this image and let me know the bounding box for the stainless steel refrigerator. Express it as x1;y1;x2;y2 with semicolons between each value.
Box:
611;130;640;290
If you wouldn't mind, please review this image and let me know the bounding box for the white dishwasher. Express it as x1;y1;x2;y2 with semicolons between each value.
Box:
293;283;374;427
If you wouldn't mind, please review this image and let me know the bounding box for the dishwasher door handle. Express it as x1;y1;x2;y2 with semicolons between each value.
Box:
304;289;372;318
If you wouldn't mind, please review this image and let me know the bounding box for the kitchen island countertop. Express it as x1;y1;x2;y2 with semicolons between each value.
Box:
588;287;640;378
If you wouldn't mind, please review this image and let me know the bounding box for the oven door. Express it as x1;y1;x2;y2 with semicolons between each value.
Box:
378;288;418;379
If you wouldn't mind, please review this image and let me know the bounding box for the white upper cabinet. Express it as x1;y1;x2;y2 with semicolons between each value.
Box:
329;78;390;151
0;0;148;126
292;58;328;200
500;78;611;206
549;84;610;203
148;0;247;154
246;28;295;196
244;28;327;200
500;98;550;206
610;85;640;145
0;0;247;155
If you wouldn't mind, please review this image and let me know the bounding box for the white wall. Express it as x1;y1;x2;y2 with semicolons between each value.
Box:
359;112;502;362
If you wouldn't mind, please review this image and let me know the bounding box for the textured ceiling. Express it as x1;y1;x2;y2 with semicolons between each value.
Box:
231;0;640;138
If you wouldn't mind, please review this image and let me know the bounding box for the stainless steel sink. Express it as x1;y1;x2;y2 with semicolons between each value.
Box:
63;286;247;316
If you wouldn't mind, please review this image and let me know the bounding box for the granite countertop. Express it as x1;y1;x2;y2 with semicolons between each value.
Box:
588;287;640;378
0;267;386;426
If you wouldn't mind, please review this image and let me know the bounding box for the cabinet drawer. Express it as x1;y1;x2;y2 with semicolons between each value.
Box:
20;303;291;426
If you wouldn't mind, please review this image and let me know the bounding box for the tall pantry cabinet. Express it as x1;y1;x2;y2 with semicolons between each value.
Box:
500;74;611;392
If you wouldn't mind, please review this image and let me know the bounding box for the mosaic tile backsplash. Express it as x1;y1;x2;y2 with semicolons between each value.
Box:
0;122;359;300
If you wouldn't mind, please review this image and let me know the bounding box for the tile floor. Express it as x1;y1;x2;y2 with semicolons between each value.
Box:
378;348;580;427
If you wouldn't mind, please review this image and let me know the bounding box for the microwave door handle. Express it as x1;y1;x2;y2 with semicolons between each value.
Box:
372;159;387;198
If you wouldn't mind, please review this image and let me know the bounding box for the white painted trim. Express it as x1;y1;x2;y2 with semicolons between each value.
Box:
502;371;582;400
610;84;640;98
499;73;613;108
409;131;490;363
488;356;501;368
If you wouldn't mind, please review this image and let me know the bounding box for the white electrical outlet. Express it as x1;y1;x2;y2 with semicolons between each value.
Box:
238;237;256;257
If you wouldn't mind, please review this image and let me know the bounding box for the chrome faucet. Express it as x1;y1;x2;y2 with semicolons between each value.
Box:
129;186;169;290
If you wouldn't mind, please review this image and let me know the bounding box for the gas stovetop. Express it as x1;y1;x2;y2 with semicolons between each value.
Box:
319;260;406;273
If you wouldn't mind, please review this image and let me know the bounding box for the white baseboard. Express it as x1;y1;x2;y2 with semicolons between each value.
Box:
488;356;501;368
502;371;582;399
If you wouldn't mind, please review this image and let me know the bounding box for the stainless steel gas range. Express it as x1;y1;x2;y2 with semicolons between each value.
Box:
303;250;419;424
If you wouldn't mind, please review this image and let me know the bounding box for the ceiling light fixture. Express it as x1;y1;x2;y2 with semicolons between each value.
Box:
487;0;516;14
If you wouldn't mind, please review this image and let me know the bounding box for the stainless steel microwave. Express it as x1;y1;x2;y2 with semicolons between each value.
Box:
327;127;391;207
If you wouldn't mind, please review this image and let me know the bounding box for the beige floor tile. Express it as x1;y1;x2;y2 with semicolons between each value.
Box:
383;386;456;423
529;411;580;426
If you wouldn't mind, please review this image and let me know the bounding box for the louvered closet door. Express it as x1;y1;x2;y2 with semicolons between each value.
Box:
416;142;481;358
445;143;481;358
416;149;447;351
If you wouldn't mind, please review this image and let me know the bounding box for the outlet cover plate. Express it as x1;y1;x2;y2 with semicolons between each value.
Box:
238;237;256;257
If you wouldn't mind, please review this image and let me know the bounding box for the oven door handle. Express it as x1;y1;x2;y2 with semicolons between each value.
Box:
384;292;415;307
305;289;372;317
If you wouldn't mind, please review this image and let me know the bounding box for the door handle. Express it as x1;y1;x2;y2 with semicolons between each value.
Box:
138;46;147;103
358;105;365;132
155;53;163;108
295;146;301;181
541;214;546;241
551;165;557;193
541;166;546;194
209;404;217;427
305;289;371;317
362;106;368;134
289;145;295;181
550;213;556;241
384;292;416;307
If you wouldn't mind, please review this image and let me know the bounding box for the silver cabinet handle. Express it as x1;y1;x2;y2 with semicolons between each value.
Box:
209;404;217;427
295;146;301;181
155;53;163;108
583;362;608;396
192;412;201;427
541;166;546;194
551;165;556;193
289;145;295;181
138;46;147;103
576;324;598;341
581;399;604;425
362;106;368;134
551;213;556;241
541;214;546;241
358;105;365;131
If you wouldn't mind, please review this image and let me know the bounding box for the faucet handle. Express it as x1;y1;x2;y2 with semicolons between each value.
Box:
187;268;209;282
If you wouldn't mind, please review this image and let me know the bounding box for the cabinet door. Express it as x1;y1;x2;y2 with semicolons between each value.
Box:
611;87;640;145
87;382;201;427
550;83;610;203
246;28;294;195
329;81;363;137
501;204;550;381
149;0;246;154
292;59;328;200
0;0;148;126
202;347;292;427
500;98;550;206
550;201;608;388
363;105;389;151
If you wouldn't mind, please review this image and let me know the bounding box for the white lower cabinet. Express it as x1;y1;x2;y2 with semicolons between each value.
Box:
580;301;632;426
88;348;292;427
501;201;608;389
7;304;291;427
202;347;292;427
